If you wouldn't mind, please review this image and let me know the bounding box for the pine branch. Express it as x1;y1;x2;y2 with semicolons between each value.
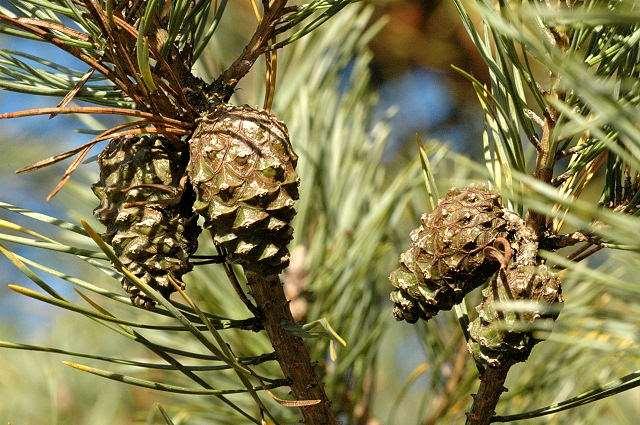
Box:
0;3;372;423
206;0;288;103
205;1;355;103
246;272;338;425
526;112;557;233
465;365;510;425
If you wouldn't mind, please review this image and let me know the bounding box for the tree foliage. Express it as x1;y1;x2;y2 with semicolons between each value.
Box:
0;0;639;424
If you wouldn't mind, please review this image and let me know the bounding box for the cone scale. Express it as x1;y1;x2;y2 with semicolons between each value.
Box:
464;207;563;425
467;221;563;368
187;105;337;424
93;135;200;308
389;185;563;332
187;104;299;275
389;186;512;323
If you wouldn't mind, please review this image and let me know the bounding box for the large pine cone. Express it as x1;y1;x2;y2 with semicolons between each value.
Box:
93;136;200;308
187;105;299;274
390;186;514;323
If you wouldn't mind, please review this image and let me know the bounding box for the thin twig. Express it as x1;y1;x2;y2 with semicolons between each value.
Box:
0;106;189;128
205;0;288;102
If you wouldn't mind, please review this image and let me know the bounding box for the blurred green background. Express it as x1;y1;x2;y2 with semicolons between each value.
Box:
0;1;638;424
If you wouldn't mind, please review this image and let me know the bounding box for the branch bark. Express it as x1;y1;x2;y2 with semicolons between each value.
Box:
526;113;556;235
246;271;337;425
465;365;510;425
206;0;288;103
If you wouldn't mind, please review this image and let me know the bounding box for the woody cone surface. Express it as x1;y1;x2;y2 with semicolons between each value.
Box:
93;136;200;308
389;186;510;323
468;220;563;368
187;105;299;274
188;106;339;425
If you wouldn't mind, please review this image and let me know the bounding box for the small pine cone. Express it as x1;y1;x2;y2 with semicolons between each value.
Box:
390;186;514;323
187;105;299;274
93;136;200;308
467;263;563;368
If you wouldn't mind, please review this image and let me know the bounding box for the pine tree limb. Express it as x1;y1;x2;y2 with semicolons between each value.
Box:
526;112;557;236
246;271;338;425
465;365;510;425
205;0;288;103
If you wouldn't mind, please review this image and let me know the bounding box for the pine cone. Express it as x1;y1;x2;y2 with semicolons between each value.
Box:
467;218;563;367
389;186;514;323
187;105;299;274
93;135;200;308
467;263;562;368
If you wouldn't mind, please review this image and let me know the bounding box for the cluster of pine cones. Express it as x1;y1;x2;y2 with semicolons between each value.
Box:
94;102;562;369
93;105;299;308
389;186;563;368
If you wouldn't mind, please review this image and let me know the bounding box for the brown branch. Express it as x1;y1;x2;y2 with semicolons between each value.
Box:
0;106;188;128
245;271;337;425
465;365;510;425
206;0;288;102
526;113;556;235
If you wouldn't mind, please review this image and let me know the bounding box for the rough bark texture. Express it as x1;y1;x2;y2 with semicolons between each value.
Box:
465;366;510;425
247;271;337;425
